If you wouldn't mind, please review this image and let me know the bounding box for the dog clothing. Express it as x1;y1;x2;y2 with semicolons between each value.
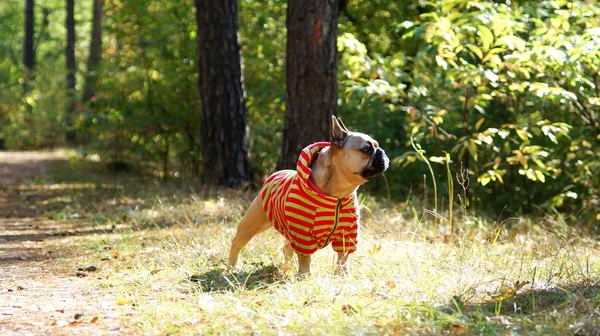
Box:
260;142;359;255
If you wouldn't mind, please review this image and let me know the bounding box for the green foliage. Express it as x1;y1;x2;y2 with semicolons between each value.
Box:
1;0;599;222
0;0;88;148
81;0;200;176
239;0;287;178
341;0;600;222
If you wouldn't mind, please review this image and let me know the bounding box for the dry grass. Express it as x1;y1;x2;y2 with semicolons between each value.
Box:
39;158;600;335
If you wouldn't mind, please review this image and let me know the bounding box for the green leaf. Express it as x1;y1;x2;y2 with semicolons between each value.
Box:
535;170;545;183
479;175;491;186
467;139;478;162
478;25;493;51
484;70;499;83
435;55;448;70
497;35;526;52
466;44;483;60
475;117;485;131
429;156;446;163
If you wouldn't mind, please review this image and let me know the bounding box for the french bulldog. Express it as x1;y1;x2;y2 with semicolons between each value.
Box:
228;116;389;275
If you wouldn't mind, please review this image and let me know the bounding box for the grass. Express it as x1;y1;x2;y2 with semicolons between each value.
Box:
34;156;600;335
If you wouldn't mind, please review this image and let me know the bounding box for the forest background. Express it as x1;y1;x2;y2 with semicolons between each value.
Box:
0;0;599;225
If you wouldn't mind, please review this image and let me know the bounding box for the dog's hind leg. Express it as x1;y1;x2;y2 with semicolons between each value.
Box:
228;196;271;268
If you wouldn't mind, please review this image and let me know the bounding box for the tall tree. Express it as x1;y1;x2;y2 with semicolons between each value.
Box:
278;0;339;169
195;0;251;188
65;0;76;143
82;0;105;103
23;0;35;116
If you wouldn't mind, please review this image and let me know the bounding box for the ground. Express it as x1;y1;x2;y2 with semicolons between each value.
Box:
0;152;122;335
1;151;599;335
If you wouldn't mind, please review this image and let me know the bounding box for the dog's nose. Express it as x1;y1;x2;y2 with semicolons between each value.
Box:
373;148;390;172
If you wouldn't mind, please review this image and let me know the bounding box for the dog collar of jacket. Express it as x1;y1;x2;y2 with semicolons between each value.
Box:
259;142;359;255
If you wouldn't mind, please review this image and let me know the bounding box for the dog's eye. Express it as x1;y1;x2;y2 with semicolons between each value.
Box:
362;144;373;154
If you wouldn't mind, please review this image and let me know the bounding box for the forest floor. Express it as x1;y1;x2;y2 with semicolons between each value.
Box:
1;151;600;335
0;152;124;335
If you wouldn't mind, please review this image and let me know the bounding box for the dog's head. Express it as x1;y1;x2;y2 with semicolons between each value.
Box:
329;116;390;182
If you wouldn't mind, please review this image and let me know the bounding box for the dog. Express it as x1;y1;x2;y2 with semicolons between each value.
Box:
228;116;389;275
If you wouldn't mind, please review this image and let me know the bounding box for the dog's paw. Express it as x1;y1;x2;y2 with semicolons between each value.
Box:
226;265;242;274
334;265;350;277
295;271;311;280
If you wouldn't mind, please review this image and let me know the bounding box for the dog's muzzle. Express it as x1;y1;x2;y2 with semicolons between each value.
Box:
361;148;390;179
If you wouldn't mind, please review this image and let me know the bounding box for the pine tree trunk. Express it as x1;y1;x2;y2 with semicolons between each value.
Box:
195;0;251;189
23;0;35;117
82;0;105;102
65;0;76;143
278;0;339;169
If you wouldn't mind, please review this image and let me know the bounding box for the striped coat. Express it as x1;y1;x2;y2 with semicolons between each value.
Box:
260;142;360;255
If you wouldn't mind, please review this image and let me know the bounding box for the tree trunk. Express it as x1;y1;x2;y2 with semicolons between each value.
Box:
23;0;35;117
195;0;251;189
278;0;339;169
65;0;76;144
82;0;105;102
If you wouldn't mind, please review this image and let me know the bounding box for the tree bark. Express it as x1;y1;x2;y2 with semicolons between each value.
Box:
23;0;35;117
278;0;339;169
195;0;251;188
82;0;105;103
65;0;76;143
24;0;35;72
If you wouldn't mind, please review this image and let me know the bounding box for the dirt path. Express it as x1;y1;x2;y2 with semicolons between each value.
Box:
0;152;123;335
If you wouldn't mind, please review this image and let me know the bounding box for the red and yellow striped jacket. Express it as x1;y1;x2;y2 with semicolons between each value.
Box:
260;142;360;255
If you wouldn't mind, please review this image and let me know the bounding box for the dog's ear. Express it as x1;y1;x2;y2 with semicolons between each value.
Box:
331;116;349;148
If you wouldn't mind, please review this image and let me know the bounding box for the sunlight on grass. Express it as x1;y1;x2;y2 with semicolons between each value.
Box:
58;197;600;335
38;160;600;335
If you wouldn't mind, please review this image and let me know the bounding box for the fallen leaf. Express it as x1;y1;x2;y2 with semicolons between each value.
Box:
368;243;382;255
183;319;201;326
55;309;65;313
150;269;162;275
69;320;84;326
115;299;133;305
494;287;516;302
89;316;99;323
514;280;530;291
303;300;316;306
450;323;468;336
341;304;357;314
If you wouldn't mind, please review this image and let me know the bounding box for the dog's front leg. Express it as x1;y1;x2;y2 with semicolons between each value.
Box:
297;254;311;275
281;242;295;273
335;252;350;275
